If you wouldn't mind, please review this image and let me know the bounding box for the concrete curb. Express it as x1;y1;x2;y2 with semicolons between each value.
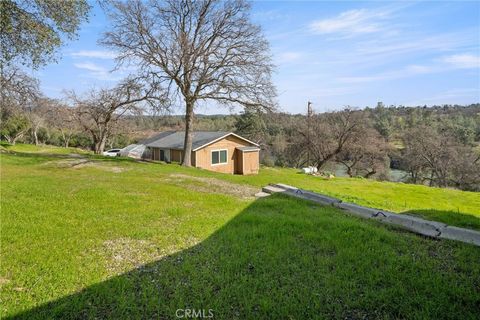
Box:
272;184;341;205
255;191;270;198
264;183;480;247
439;226;480;246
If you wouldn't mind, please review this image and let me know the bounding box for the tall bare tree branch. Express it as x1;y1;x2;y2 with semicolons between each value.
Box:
101;0;276;166
68;77;168;154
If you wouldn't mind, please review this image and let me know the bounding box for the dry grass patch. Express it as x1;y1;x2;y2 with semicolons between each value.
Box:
99;236;201;275
44;158;126;173
100;238;167;275
167;174;259;199
0;277;10;287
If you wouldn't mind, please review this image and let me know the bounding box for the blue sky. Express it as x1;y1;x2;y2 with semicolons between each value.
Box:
34;1;480;114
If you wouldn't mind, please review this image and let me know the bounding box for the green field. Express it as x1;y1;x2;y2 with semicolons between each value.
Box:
1;144;479;319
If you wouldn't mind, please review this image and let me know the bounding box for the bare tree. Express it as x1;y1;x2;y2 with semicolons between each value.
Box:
101;0;276;166
27;111;44;145
401;126;480;190
68;78;166;154
0;65;40;109
0;65;40;144
299;108;364;171
337;127;389;178
43;100;78;148
451;148;480;191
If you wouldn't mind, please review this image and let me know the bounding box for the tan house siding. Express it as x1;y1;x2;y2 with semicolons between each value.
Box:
152;148;160;160
239;151;259;175
148;133;259;175
171;149;183;162
194;135;251;174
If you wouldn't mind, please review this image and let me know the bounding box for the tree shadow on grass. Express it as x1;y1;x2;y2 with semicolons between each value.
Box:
402;209;480;231
7;195;480;320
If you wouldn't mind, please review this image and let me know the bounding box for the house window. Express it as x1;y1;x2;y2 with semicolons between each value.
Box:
211;150;227;165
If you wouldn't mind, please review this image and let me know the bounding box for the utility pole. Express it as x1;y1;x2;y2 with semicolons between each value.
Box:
307;101;313;167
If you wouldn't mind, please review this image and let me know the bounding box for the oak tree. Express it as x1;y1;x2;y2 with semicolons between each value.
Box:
101;0;276;166
1;0;90;68
68;77;166;154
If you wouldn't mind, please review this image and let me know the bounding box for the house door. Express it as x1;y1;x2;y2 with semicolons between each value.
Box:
158;149;171;162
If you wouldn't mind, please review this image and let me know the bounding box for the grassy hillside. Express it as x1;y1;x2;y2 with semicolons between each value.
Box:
219;167;480;230
1;144;479;319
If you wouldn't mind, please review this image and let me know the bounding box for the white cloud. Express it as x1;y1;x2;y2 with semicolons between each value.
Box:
71;50;116;59
403;88;480;106
74;62;120;81
338;55;478;84
276;51;303;64
355;32;474;57
252;9;288;22
74;62;105;72
442;54;480;69
338;63;438;83
309;8;390;35
405;64;433;74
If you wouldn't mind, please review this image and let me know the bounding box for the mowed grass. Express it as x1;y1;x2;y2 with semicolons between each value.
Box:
0;142;90;155
184;167;480;230
1;144;480;319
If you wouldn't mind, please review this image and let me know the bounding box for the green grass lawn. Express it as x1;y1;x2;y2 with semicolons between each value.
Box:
0;142;91;155
1;144;479;319
186;166;480;230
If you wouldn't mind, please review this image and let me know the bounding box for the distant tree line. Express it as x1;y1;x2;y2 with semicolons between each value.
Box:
233;103;480;191
1;0;478;191
1;70;478;191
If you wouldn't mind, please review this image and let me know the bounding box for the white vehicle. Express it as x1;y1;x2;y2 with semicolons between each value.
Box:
302;166;318;174
102;149;121;157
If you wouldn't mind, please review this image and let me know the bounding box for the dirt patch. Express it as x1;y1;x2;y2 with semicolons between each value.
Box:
0;146;14;154
167;174;258;199
98;237;201;275
99;238;171;275
0;277;10;287
50;159;89;168
45;159;125;173
73;161;125;173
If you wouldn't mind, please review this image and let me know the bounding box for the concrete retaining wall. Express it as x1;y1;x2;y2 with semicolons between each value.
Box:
263;183;480;247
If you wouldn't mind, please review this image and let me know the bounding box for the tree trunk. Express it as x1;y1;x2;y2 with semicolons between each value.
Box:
12;135;20;145
182;100;195;167
33;128;39;145
364;170;376;179
316;154;335;171
10;133;24;145
346;166;353;177
98;138;106;154
429;171;435;187
411;171;417;184
61;131;67;148
94;135;107;154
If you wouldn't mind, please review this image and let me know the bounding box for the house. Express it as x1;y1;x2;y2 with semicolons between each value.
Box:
144;131;260;175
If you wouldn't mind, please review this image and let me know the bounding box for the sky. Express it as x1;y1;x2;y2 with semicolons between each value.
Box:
33;1;480;115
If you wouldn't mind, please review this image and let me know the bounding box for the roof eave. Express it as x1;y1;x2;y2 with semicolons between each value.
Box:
192;132;259;151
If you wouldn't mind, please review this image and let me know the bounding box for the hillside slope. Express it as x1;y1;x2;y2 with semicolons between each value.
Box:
217;167;480;230
1;145;479;319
